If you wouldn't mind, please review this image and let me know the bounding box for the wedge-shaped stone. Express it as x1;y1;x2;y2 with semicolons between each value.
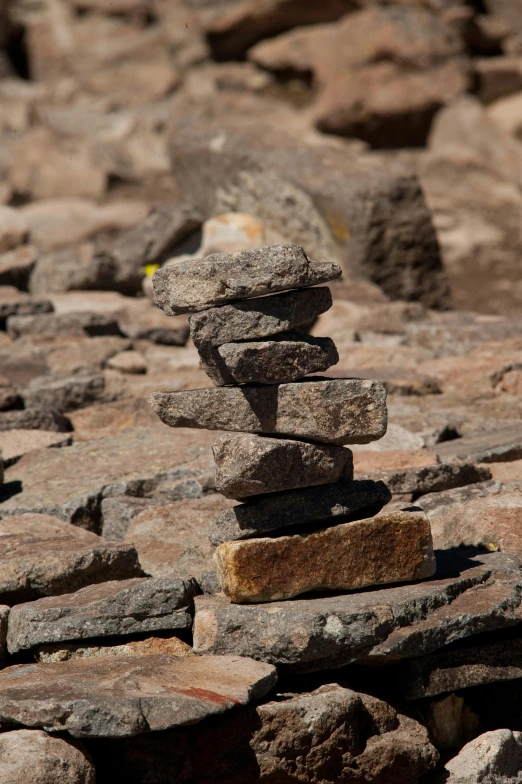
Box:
189;287;332;347
214;510;435;603
7;577;198;653
213;434;353;499
150;379;387;446
0;653;277;737
0;514;141;603
209;479;391;545
201;331;338;386
152;244;341;315
194;551;522;671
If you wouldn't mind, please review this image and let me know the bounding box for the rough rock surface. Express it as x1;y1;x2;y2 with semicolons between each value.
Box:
36;635;193;663
209;479;391;545
366;461;491;498
214;509;435;602
0;427;216;531
189;286;332;347
436;425;522;463
202;330;339;386
0;654;277;737
213;434;353;499
405;637;522;699
150;378;387;445
7;577;198;653
0;429;72;467
0;514;141;603
194;551;522;671
0;729;96;784
124;495;235;586
153;244;341;315
440;729;522;783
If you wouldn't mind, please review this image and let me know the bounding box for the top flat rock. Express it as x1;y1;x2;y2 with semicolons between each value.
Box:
152;244;341;315
0;653;277;737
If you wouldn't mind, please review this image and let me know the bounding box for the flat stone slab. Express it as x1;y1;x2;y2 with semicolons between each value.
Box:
213;434;353;499
404;637;522;700
436;425;522;463
0;513;141;603
7;577;198;653
201;331;339;386
215;510;435;603
0;429;72;467
189;287;332;347
0;653;277;737
365;462;491;498
0;287;53;327
209;479;391;545
193;550;522;672
152;244;341;315
36;634;193;663
150;378;387;446
0;426;216;532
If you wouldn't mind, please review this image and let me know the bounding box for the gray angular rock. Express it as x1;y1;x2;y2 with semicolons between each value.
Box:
202;330;339;386
215;510;436;603
0;653;277;737
0;514;141;603
213;434;353;499
0;729;96;784
152;244;341;315
440;729;522;784
189;286;332;347
7;577;198;653
150;378;387;445
7;311;123;339
193;550;522;671
209;479;391;545
0;288;53;328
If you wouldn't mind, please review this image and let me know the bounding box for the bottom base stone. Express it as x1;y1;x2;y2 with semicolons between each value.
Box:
214;509;436;603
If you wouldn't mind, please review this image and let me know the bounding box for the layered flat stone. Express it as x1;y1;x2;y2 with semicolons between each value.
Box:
436;425;522;463
189;287;332;347
150;378;387;445
0;514;141;603
201;331;339;386
152;244;341;315
194;550;522;671
404;637;522;700
364;462;491;498
8;577;198;653
209;479;391;546
36;634;193;663
0;653;277;737
213;434;353;499
0;426;216;532
0;429;72;467
214;510;435;603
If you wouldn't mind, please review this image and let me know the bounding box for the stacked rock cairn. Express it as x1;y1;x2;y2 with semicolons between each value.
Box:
150;244;436;604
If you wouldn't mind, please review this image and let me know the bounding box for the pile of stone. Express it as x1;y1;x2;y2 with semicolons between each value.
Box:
150;243;436;603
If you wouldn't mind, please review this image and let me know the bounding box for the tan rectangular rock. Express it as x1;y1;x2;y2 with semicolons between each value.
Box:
214;510;436;603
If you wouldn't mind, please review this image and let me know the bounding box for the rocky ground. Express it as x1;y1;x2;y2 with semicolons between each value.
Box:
1;0;522;781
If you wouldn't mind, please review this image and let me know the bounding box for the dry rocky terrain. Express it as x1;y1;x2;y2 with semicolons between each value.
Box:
1;0;522;781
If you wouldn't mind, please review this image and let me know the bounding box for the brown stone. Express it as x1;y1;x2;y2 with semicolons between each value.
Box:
0;654;277;737
0;429;72;467
214;510;436;603
202;330;339;386
0;513;141;603
150;378;388;446
213;434;353;499
0;729;96;784
152;244;341;315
